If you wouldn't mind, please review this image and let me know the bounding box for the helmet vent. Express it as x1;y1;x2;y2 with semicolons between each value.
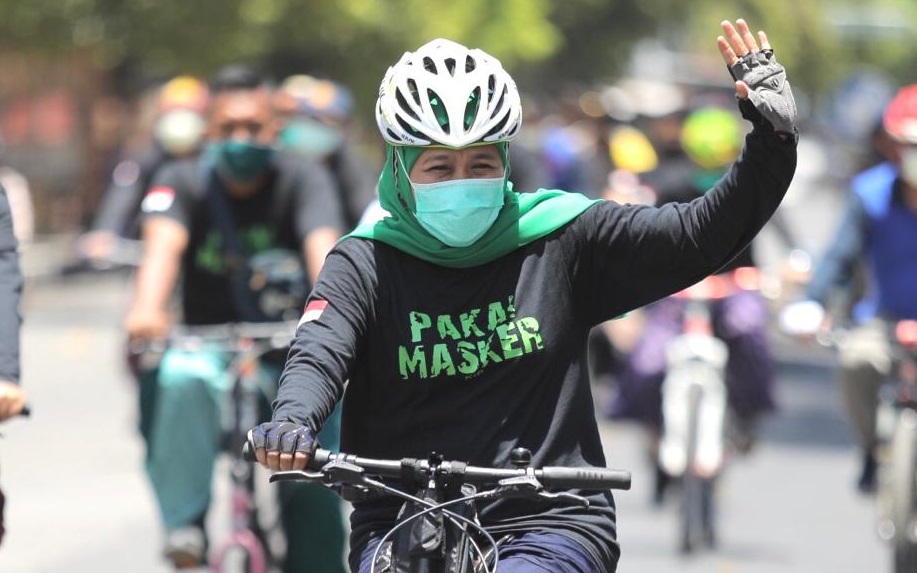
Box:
486;75;497;103
486;114;510;139
423;57;437;74
427;89;449;133
464;87;481;130
465;55;476;72
490;85;507;119
406;79;421;106
396;88;420;120
444;58;457;76
395;116;423;139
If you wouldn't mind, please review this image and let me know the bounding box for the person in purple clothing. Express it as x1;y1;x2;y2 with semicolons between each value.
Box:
249;19;798;573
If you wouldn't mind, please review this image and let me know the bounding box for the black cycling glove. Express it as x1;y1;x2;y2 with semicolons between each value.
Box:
728;49;797;135
248;421;317;457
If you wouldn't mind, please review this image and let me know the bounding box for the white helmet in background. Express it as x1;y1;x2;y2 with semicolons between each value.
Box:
375;38;522;148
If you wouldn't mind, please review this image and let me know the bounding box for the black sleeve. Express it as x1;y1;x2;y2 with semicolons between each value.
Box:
0;186;22;383
138;159;197;230
92;148;166;236
293;157;348;240
572;122;797;322
804;192;869;304
272;241;373;429
92;158;145;235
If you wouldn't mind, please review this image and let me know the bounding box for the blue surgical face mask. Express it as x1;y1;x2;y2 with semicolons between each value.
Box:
410;176;506;247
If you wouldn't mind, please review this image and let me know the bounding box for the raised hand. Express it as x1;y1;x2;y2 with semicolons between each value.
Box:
717;19;797;134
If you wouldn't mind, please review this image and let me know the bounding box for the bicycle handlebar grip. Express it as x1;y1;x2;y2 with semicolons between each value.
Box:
539;467;632;490
242;441;257;462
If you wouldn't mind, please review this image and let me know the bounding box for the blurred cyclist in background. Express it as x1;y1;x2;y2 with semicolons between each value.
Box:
0;136;34;247
0;185;27;546
780;84;917;494
607;105;790;503
274;74;380;230
124;64;347;572
77;75;210;265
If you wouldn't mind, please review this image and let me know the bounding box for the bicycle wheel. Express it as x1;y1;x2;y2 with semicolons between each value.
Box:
680;384;704;554
891;408;917;573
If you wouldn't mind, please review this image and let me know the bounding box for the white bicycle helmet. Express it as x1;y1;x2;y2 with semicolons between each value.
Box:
376;38;522;148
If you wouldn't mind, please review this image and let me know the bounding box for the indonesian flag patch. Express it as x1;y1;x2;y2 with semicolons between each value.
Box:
141;186;176;213
298;299;328;327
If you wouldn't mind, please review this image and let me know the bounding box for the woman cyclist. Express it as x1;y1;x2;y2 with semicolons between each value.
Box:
249;19;798;573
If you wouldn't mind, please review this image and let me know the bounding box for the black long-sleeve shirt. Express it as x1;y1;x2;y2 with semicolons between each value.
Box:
273;121;797;570
0;186;22;383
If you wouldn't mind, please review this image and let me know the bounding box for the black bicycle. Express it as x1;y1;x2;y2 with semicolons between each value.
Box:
243;444;630;573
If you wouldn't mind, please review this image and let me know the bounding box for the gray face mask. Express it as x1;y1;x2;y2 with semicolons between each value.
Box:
902;148;917;187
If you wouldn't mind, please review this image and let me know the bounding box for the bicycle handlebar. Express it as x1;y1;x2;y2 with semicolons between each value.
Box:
165;321;297;342
242;443;631;491
129;321;298;354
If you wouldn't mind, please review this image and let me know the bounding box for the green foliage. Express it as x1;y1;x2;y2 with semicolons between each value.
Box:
0;0;915;105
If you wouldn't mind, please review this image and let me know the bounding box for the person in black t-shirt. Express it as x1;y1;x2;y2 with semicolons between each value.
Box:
274;74;381;231
125;65;348;573
248;20;798;573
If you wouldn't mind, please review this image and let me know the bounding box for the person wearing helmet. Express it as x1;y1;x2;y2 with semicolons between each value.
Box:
780;83;917;493
77;75;211;265
275;74;382;230
249;19;797;572
125;64;348;571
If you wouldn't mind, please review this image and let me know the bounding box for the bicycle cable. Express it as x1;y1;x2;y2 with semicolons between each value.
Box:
364;478;500;573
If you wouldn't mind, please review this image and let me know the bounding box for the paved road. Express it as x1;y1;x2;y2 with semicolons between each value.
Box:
0;151;893;572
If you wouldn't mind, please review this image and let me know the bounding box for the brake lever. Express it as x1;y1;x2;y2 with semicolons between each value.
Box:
490;475;544;498
538;491;591;507
269;469;327;484
268;459;367;487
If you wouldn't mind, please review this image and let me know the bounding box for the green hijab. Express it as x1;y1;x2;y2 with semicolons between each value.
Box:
345;142;600;268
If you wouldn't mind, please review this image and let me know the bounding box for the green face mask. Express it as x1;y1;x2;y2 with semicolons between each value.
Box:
212;140;274;183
